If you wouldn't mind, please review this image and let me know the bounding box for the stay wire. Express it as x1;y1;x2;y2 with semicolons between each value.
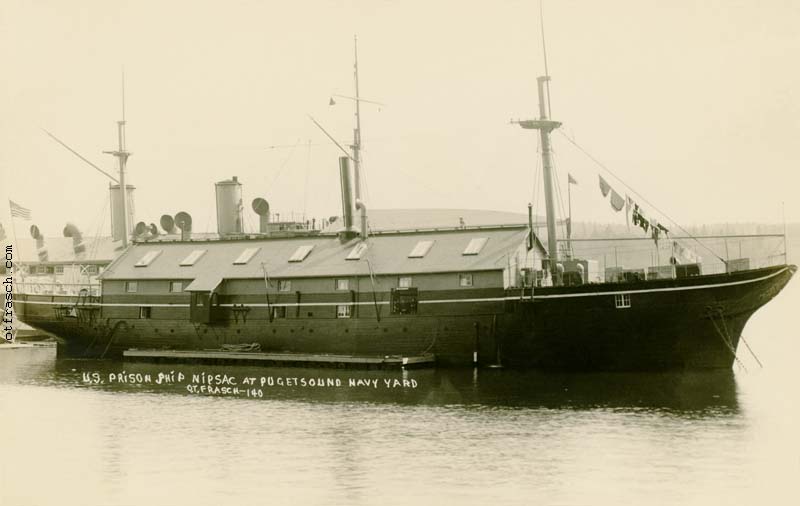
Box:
557;130;726;263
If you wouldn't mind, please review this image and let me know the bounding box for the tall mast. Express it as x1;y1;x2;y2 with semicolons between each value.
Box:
352;35;362;201
515;76;561;279
104;72;131;247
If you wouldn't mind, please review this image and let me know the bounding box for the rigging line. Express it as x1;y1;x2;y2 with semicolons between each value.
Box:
42;129;119;183
532;135;542;221
549;150;569;238
307;115;354;161
89;196;110;259
548;149;570;247
557;130;726;263
268;138;301;188
303;139;312;217
361;151;372;203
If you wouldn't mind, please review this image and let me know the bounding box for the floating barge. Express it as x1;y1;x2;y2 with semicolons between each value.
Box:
123;348;436;369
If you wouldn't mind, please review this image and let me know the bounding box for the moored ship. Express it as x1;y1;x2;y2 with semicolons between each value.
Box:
13;50;796;370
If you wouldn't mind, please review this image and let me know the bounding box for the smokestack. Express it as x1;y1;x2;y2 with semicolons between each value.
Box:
355;199;368;240
252;198;270;234
175;212;192;241
63;223;86;258
30;225;48;262
215;176;243;236
109;183;136;242
339;157;355;234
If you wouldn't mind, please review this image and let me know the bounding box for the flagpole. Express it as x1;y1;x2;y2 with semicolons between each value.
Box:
7;201;23;270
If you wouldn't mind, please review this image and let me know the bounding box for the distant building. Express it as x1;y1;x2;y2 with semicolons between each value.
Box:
10;236;121;296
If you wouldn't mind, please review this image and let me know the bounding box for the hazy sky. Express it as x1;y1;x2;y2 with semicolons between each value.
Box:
2;0;798;238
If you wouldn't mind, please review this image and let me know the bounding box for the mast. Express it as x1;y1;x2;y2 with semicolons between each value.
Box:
352;35;362;201
104;73;131;247
516;76;562;280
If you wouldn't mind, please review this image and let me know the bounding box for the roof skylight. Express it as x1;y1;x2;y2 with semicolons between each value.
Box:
180;249;207;266
346;242;368;261
134;250;162;267
462;237;488;256
289;245;314;263
408;240;434;258
233;247;260;265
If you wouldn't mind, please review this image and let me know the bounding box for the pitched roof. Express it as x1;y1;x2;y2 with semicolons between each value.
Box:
100;226;536;281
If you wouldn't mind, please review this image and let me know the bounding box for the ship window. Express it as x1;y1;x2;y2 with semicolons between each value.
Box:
135;250;162;267
125;281;138;293
346;242;368;260
459;273;474;287
462;237;488;256
336;304;352;318
169;281;183;293
139;307;152;319
408;240;434;258
278;280;291;292
289;245;314;262
272;306;286;319
335;278;349;291
398;276;413;288
615;293;631;309
233;247;260;265
55;266;64;274
180;249;207;266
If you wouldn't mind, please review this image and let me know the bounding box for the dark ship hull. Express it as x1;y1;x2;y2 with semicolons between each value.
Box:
16;264;795;371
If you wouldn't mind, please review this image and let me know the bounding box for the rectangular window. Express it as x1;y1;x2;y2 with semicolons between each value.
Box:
85;265;99;275
37;266;46;274
180;249;207;266
335;278;349;291
346;242;368;260
272;306;286;319
408;240;434;258
135;250;162;267
336;305;352;318
46;266;55;274
169;281;183;293
462;237;489;255
278;280;292;292
289;245;314;262
125;281;138;293
55;266;64;274
233;247;260;265
459;273;474;287
139;307;151;319
398;276;413;288
615;293;631;309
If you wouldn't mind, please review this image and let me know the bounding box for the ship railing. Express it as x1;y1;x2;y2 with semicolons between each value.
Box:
15;282;101;297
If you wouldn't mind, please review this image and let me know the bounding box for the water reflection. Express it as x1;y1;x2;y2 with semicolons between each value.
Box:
3;348;738;416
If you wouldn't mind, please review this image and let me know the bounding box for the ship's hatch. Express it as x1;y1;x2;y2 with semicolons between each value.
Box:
185;274;223;324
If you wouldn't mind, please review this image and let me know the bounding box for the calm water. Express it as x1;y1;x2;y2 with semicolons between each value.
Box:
2;280;798;506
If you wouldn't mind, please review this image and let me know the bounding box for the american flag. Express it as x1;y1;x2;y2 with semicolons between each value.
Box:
9;200;32;220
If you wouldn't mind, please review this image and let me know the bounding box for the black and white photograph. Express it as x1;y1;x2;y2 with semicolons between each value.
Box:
1;1;798;504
